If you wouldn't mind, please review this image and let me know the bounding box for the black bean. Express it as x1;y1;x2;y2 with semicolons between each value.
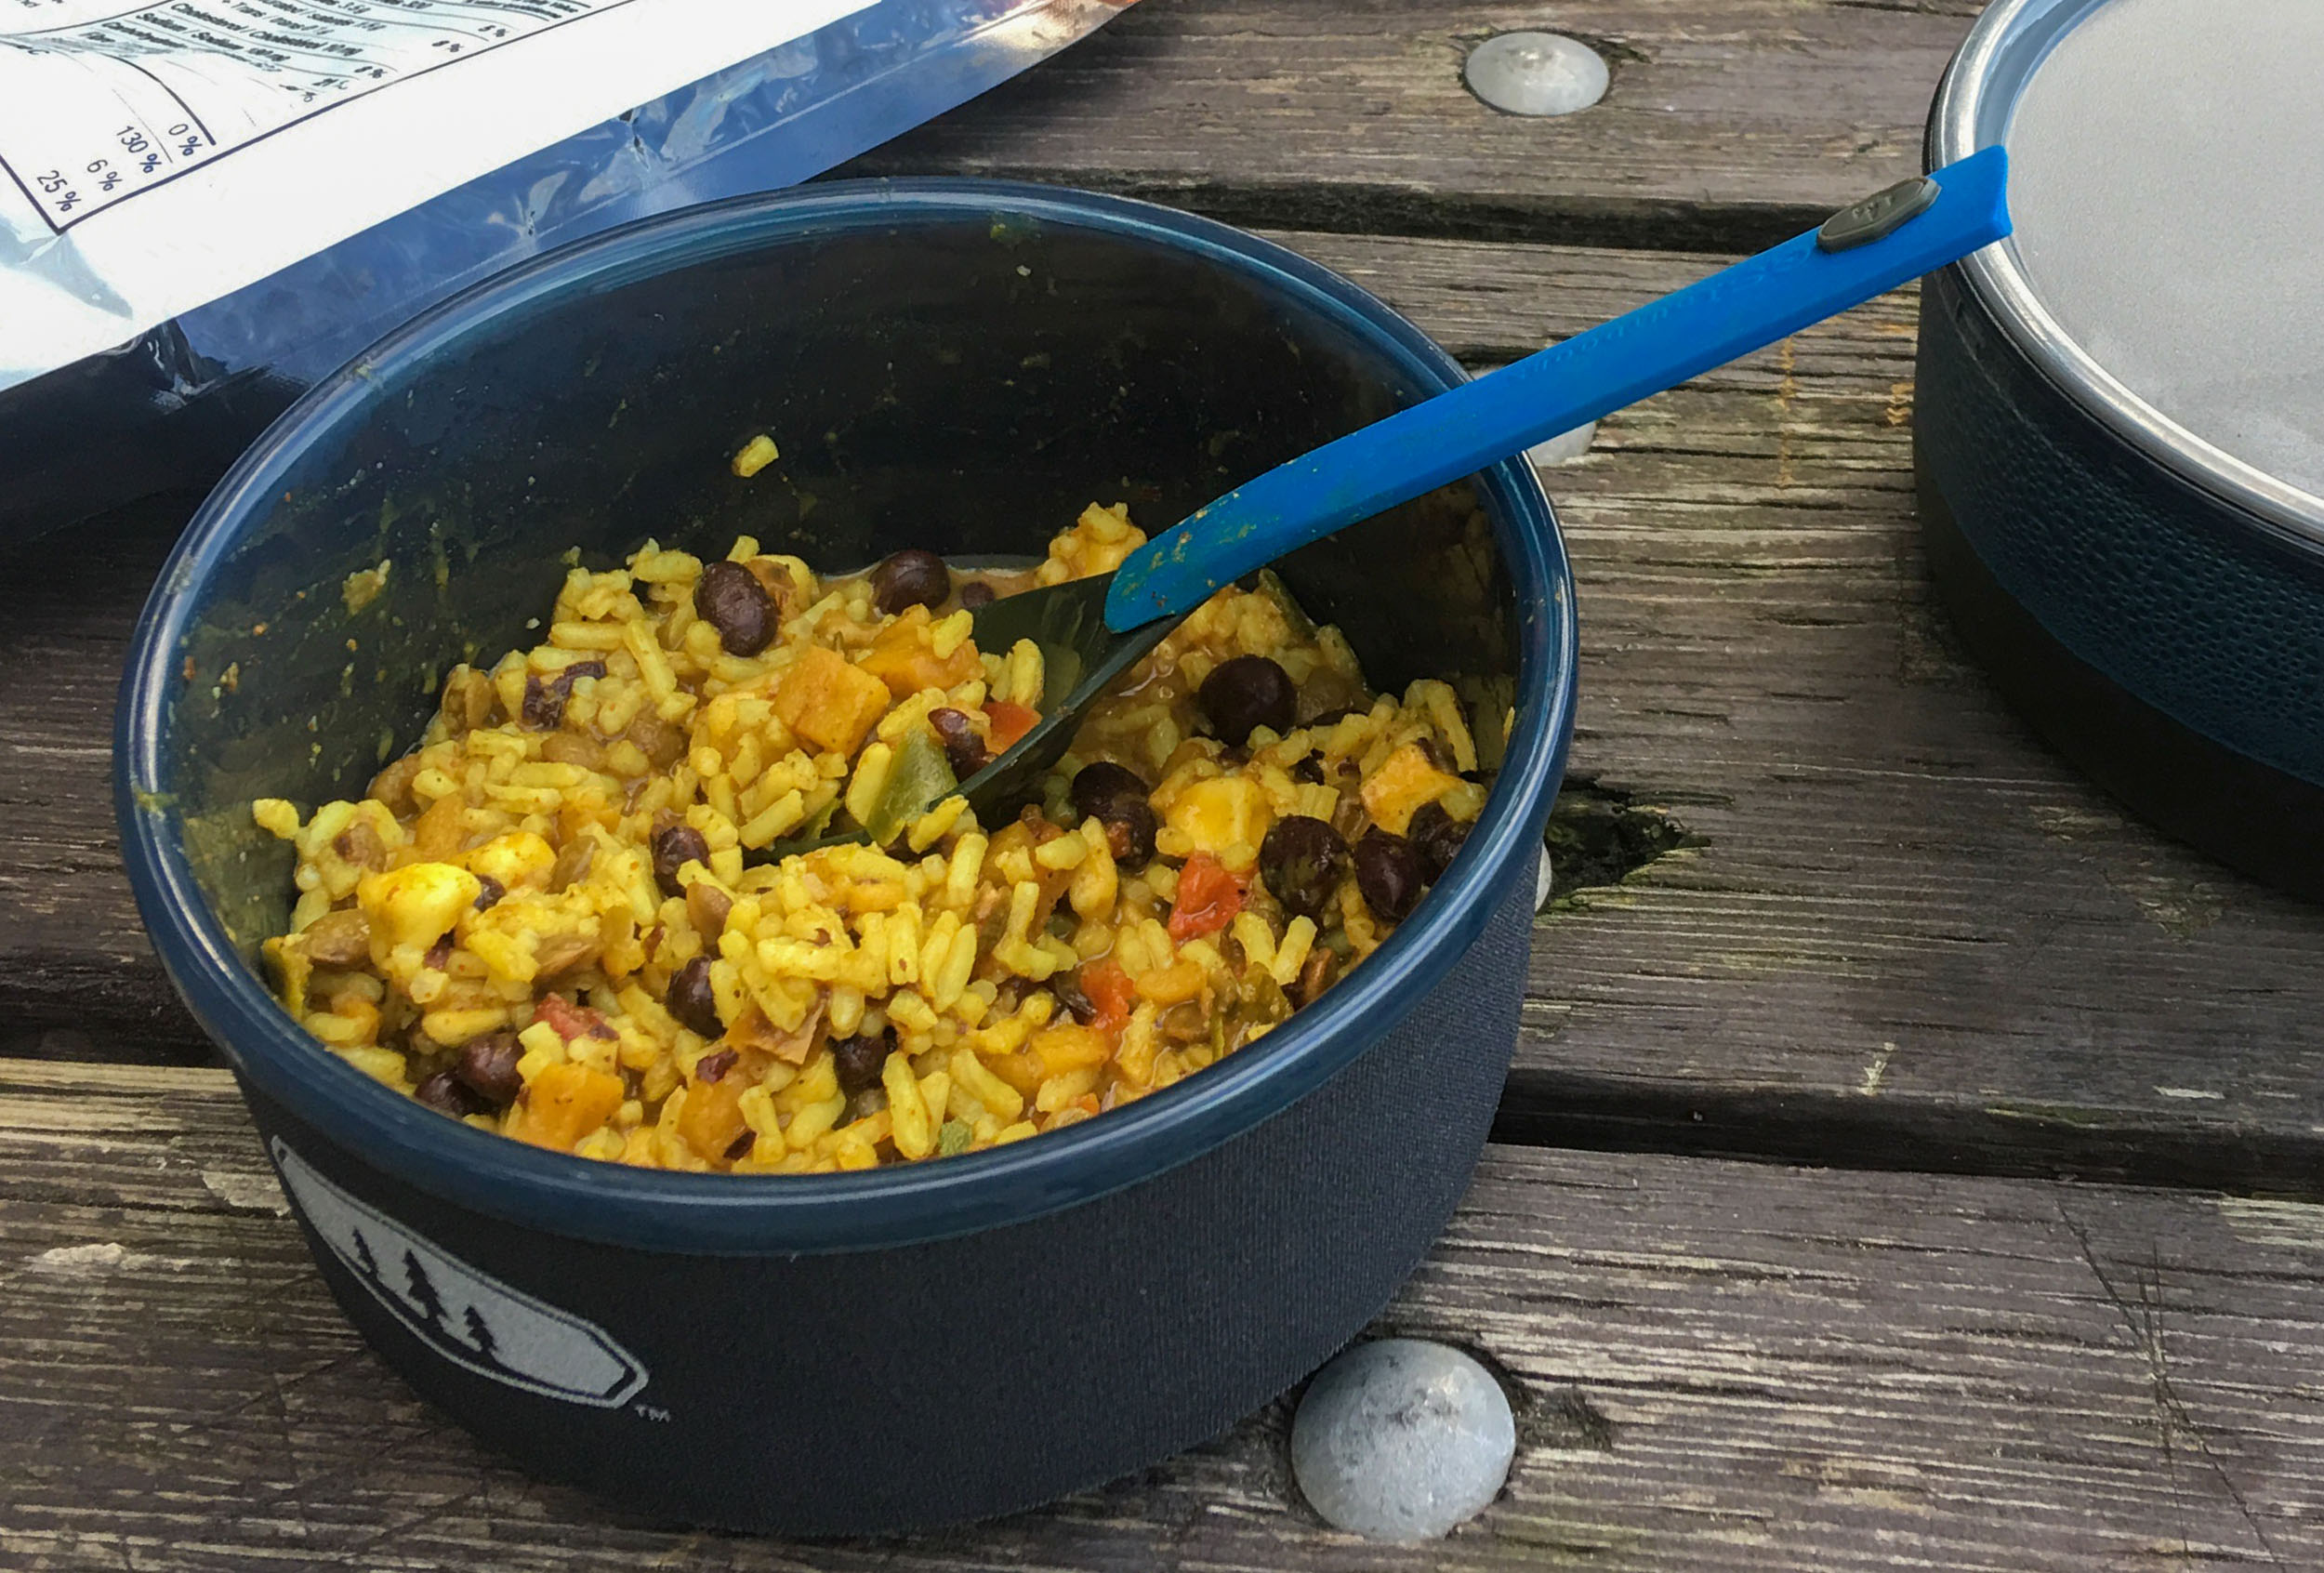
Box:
724;1129;758;1161
666;956;722;1039
832;1032;891;1096
1353;830;1427;923
1406;801;1470;883
1071;761;1156;871
1258;815;1350;921
1291;750;1326;785
958;580;997;610
1197;655;1296;747
454;1030;525;1106
651;823;711;898
521;660;607;730
694;560;776;656
1053;971;1099;1025
693;1048;739;1084
416;1071;485;1118
472;875;505;912
871;549;950;615
1070;760;1146;820
1105;799;1158;871
928;707;991;779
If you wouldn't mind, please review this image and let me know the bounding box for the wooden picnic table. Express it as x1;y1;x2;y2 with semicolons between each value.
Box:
9;2;2324;1566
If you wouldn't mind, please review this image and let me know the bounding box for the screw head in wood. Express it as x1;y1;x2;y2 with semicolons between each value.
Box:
1290;1338;1517;1541
1464;32;1608;117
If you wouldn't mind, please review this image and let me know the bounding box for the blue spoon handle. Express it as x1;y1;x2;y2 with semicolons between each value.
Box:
1105;145;2013;630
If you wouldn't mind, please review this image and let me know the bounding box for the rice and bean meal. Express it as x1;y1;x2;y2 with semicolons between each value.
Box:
253;504;1487;1172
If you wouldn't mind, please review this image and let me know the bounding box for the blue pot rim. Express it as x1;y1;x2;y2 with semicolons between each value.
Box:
115;178;1578;1256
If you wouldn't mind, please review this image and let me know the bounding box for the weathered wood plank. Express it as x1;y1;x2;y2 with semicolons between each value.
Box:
838;0;1981;251
0;494;209;1054
5;1065;2322;1571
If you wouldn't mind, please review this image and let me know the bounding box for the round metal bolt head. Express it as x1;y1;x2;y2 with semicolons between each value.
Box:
1291;1338;1516;1541
1464;32;1608;117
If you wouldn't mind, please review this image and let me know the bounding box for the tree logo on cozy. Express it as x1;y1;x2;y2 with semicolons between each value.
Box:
271;1137;650;1408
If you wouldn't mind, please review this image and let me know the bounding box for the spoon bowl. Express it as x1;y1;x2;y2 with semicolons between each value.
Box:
952;569;1162;812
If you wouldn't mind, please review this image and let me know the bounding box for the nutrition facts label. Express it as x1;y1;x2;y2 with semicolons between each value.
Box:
0;0;677;228
0;0;867;389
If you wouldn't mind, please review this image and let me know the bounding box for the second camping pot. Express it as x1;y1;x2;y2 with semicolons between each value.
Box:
1914;0;2324;896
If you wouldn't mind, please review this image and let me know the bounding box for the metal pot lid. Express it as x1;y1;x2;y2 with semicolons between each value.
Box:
1932;0;2324;550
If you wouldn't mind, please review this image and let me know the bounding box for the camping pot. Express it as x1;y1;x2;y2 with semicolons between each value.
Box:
114;181;1578;1532
1915;0;2324;895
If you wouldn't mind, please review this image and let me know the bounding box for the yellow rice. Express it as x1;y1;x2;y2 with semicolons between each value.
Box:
254;504;1488;1172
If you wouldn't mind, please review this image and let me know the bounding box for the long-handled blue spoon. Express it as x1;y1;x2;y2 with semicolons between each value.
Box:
942;147;2011;818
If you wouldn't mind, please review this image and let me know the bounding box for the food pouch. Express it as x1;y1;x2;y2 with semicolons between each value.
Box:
0;0;1129;535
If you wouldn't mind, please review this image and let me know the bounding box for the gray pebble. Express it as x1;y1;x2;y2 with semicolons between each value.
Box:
1290;1338;1516;1541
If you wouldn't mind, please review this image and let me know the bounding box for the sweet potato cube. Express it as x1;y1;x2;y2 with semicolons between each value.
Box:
1359;743;1461;836
857;608;982;698
1031;1024;1113;1076
1163;776;1273;861
677;1073;751;1163
508;1062;624;1152
772;645;892;756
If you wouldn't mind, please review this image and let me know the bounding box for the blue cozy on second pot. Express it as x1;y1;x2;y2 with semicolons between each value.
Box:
1915;0;2324;897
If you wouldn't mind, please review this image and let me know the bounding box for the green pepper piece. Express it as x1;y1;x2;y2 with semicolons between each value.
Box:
1236;964;1293;1027
860;726;959;848
936;1118;973;1157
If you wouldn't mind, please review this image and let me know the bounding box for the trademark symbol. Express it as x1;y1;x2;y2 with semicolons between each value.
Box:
633;1402;671;1421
